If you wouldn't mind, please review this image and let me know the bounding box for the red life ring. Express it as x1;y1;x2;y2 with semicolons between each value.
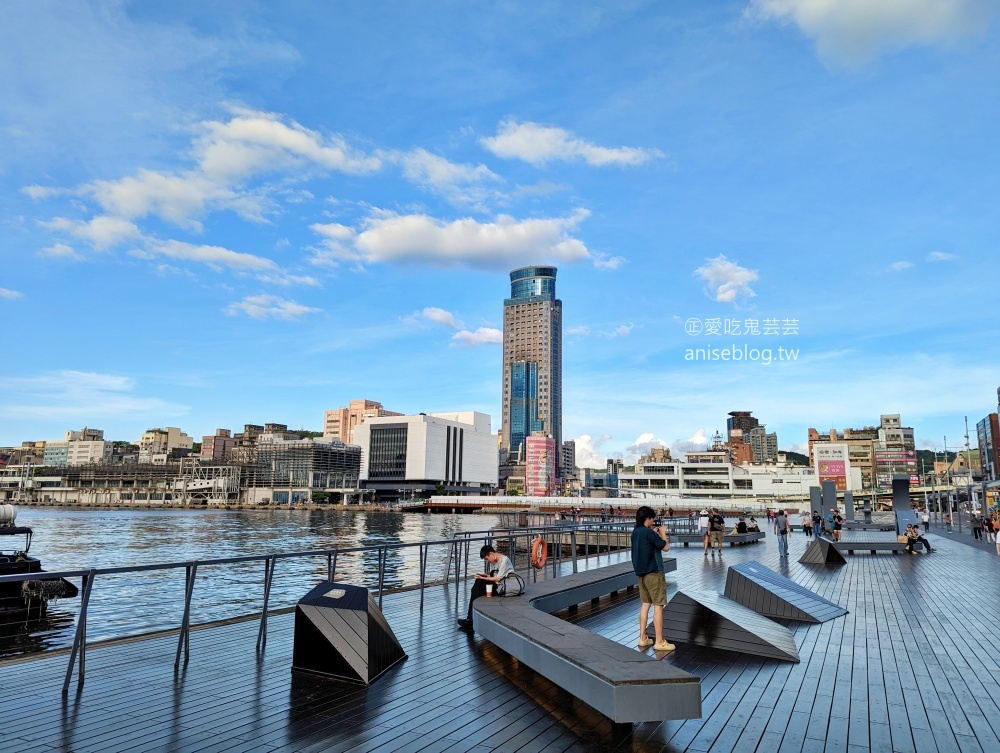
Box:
531;536;547;569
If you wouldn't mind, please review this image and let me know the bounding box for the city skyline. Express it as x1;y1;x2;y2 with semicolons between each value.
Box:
2;3;999;463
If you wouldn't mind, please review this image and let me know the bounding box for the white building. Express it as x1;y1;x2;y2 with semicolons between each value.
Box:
356;411;498;502
139;427;194;463
66;440;112;466
617;456;820;504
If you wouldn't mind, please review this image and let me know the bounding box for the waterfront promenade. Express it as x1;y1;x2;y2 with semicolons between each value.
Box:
1;529;998;752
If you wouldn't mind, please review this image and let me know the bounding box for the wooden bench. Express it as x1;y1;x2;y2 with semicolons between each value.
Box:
831;541;915;555
473;559;702;724
674;532;765;547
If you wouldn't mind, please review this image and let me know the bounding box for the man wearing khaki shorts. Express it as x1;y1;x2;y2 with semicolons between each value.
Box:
630;506;675;652
708;508;726;555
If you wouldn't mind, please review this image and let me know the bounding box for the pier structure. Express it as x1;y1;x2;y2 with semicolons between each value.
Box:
2;524;999;751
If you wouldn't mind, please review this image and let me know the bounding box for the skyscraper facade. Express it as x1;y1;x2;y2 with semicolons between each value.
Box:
501;266;562;477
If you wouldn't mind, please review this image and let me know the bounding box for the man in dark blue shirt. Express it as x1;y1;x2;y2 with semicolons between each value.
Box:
631;506;675;652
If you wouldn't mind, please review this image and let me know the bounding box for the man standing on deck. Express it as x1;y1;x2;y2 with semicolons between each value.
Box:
631;506;675;652
774;509;790;557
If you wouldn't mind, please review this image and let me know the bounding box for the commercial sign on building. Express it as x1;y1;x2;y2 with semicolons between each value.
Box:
814;443;851;491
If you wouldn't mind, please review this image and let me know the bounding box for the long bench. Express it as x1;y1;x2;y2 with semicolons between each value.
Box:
673;532;765;547
473;559;702;724
831;541;915;555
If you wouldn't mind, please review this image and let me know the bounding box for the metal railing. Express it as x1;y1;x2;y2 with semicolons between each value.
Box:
0;520;634;694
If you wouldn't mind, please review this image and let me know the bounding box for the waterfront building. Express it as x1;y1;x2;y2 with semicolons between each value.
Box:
560;440;579;493
356;411;498;503
200;429;237;462
323;399;403;444
746;426;779;464
501;266;562;479
617;455;818;502
233;424;264;448
525;434;556;496
138;427;194;463
726;411;759;441
43;440;69;467
976;413;1000;483
243;436;361;505
808;426;878;489
873;414;918;487
66;439;112;466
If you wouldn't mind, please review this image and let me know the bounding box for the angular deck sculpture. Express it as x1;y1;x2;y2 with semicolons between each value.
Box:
292;582;407;685
655;589;800;663
724;562;847;623
799;537;847;565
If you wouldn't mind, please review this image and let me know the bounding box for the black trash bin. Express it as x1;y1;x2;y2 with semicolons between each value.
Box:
292;582;406;685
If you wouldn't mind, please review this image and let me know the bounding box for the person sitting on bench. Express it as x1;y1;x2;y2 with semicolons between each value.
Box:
905;524;934;554
457;545;514;629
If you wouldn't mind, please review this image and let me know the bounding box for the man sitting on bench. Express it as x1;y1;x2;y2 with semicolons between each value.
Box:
904;524;934;554
458;545;514;629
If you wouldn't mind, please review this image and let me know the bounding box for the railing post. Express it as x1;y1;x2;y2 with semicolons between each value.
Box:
256;555;276;651
570;528;578;573
63;569;96;694
453;540;461;607
378;546;386;609
419;544;427;611
327;552;333;581
331;549;338;582
174;562;198;668
443;540;453;586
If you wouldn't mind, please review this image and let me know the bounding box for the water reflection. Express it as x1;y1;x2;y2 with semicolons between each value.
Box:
0;507;497;657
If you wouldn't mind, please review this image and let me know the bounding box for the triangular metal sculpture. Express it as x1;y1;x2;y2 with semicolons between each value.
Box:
653;589;800;663
799;537;847;565
724;562;847;623
292;582;407;685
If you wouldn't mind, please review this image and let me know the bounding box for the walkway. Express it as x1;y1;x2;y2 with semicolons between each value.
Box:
1;530;998;752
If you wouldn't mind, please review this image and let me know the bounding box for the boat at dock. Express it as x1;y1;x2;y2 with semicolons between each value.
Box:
0;505;78;616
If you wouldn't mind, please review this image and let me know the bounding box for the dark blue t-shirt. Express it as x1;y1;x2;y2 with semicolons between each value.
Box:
631;526;666;576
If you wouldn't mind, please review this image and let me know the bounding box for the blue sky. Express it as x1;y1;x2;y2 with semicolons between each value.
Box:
2;1;999;465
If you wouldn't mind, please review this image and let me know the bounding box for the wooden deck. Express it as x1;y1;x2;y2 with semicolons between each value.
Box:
2;531;999;752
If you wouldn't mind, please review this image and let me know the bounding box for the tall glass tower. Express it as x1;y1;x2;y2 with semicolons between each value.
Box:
501;266;562;478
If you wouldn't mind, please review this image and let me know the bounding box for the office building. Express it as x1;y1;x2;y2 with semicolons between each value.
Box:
356;411;498;502
138;427;194;463
324;399;403;444
501;266;562;478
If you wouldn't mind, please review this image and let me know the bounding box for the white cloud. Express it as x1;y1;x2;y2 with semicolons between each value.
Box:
927;251;959;261
350;209;592;270
573;433;613;468
452;327;503;346
44;215;141;249
0;288;24;300
603;323;636;338
887;260;914;271
38;243;84;260
624;433;670;463
671;428;710;458
225;294;320;321
746;0;999;65
567;326;591;336
0;370;187;421
421;307;460;329
145;239;277;271
72;108;381;231
481;119;663;167
593;252;626;271
393;148;501;206
694;255;759;304
21;185;64;200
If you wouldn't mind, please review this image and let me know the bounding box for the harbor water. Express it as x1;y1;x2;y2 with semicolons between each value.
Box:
0;506;500;657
